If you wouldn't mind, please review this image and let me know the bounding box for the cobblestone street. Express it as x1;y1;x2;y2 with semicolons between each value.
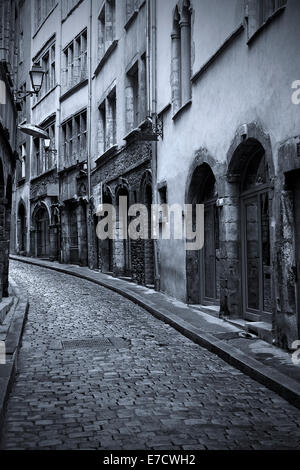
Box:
0;260;300;450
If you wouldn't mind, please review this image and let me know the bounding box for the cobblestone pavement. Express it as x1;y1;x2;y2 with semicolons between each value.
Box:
1;260;300;450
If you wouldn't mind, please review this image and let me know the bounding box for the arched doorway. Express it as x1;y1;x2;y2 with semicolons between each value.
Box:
186;163;220;305
241;144;272;321
17;202;27;253
99;189;113;273
115;186;130;276
35;206;50;258
142;174;155;286
69;206;79;264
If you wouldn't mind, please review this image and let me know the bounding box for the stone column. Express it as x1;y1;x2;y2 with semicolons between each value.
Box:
179;16;191;105
171;30;181;114
219;177;241;318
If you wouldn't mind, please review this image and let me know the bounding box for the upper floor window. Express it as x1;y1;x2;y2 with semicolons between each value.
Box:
125;55;147;132
247;0;287;38
61;110;87;167
33;121;56;177
18;83;26;123
171;1;191;115
98;87;117;155
63;29;87;93
17;143;26;181
34;43;56;102
35;0;55;31
98;0;116;61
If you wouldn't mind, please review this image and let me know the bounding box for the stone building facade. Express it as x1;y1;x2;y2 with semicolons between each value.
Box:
90;0;155;285
155;0;300;349
10;0;300;351
0;0;18;299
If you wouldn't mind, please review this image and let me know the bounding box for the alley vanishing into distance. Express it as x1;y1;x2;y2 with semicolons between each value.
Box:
1;260;300;450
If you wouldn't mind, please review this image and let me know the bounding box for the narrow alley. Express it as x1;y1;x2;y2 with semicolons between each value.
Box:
1;260;300;450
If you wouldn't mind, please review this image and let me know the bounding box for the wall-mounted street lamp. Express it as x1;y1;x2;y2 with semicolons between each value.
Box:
44;138;57;154
16;64;45;99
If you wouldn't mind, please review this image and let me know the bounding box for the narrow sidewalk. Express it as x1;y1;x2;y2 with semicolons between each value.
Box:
10;254;300;409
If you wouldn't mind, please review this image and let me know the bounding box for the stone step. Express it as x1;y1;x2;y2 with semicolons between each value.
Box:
190;304;220;318
245;321;273;344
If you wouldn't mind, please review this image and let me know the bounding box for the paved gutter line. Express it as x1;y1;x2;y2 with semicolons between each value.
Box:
10;255;300;410
0;279;29;437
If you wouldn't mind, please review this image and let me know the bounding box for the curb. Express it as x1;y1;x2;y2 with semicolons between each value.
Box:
10;255;300;410
0;279;29;436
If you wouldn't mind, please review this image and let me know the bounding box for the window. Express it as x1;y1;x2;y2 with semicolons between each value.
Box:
18;83;26;123
247;0;287;37
21;144;26;179
19;31;23;64
34;43;56;101
35;0;55;31
61;110;87;167
171;1;191;114
98;0;116;60
126;58;147;132
33;122;56;176
63;29;87;93
98;88;117;155
17;143;26;181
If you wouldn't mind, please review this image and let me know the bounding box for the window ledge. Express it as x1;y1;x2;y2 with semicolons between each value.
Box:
33;3;58;39
30;167;56;183
124;9;139;30
172;99;192;121
17;177;25;187
61;0;84;23
247;5;286;45
95;144;118;166
60;78;88;102
94;40;118;77
191;23;244;84
32;85;58;110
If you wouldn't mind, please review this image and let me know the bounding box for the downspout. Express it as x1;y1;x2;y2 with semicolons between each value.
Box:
150;0;160;291
87;0;92;203
86;0;93;268
58;0;63;262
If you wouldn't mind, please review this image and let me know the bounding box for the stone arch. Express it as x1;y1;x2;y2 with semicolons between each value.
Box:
185;157;219;305
114;181;131;276
31;202;51;258
97;184;114;272
139;170;154;286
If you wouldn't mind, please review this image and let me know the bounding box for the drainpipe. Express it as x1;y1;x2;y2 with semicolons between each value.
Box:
58;0;63;262
150;0;160;291
86;0;93;268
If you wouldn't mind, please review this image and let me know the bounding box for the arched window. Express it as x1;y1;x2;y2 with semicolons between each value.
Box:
171;1;191;114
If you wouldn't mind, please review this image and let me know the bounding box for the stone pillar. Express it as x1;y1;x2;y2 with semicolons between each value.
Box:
180;16;191;105
171;30;181;114
219;177;241;318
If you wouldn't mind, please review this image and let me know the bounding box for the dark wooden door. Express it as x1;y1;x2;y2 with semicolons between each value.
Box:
242;191;271;321
37;210;49;258
202;202;219;303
